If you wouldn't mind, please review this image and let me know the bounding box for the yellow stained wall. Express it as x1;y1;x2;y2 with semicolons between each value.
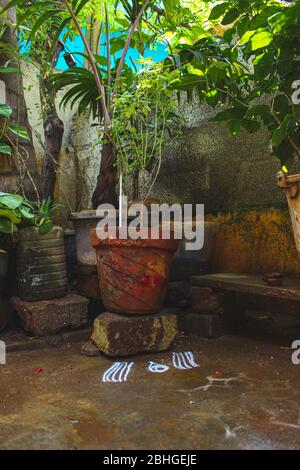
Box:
207;209;300;276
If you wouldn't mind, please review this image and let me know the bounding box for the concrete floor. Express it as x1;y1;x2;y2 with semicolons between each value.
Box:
0;335;300;450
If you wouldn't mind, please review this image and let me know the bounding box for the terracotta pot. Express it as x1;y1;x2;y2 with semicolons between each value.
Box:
278;171;300;255
91;228;179;314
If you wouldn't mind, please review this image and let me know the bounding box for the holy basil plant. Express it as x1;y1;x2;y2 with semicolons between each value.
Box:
169;0;300;171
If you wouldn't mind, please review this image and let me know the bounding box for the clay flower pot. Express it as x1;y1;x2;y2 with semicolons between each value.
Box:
262;272;284;287
91;228;179;314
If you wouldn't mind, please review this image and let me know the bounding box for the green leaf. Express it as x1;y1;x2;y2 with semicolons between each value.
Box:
0;104;12;119
247;31;273;52
0;0;29;15
0;193;23;209
19;206;34;219
28;10;61;42
0;217;14;234
208;2;229;21
0;209;20;224
273;95;290;117
238;29;258;46
8;124;30;141
37;219;53;235
211;110;231;122
246;105;270;118
242;119;261;133
227;119;241;135
207;62;229;82
221;8;240;26
249;6;281;30
206;89;219;107
272;123;288;147
163;0;180;12
0;144;12;155
0;66;19;74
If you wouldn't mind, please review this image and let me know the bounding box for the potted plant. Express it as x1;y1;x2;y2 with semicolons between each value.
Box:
16;197;68;301
91;64;182;314
0;192;34;329
2;0;196;268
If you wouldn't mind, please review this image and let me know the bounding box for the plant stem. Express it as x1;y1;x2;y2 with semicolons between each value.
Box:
62;0;110;133
112;0;150;100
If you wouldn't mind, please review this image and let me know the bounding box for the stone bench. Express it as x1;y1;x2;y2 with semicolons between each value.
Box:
191;273;300;333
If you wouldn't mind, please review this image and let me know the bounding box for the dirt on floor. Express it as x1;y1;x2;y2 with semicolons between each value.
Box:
0;335;299;450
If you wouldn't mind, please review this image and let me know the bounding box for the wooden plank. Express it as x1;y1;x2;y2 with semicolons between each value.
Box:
191;273;300;302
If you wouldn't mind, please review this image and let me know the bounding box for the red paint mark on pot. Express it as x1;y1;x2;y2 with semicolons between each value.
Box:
140;275;150;286
152;275;161;288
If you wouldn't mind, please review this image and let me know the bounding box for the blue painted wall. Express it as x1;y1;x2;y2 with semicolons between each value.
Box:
56;33;168;70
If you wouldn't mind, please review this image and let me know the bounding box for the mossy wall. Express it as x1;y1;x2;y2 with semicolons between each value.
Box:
152;99;300;275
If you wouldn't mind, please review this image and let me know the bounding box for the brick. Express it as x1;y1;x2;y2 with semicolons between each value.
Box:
165;281;191;307
190;286;222;314
77;272;101;300
10;294;89;337
92;311;178;357
179;313;224;338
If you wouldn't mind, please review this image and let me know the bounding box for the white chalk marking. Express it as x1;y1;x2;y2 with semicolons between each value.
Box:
102;362;120;382
187;351;199;368
112;362;125;382
102;361;134;383
123;362;134;381
172;352;199;370
179;352;192;369
148;362;170;373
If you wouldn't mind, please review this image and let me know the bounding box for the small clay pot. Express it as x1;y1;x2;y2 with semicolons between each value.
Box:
262;272;284;287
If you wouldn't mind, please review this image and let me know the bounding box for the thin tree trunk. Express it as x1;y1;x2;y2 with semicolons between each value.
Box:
40;77;64;200
0;1;40;199
40;37;64;201
84;13;118;209
92;141;118;208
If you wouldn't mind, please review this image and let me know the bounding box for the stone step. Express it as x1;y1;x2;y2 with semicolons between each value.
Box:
92;311;178;357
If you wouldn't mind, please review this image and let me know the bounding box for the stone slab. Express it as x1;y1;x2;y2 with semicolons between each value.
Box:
0;326;93;352
10;294;89;337
92;311;178;356
192;273;300;303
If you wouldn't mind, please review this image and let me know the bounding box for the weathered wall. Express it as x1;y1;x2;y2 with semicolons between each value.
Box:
153;100;286;211
152;98;300;275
